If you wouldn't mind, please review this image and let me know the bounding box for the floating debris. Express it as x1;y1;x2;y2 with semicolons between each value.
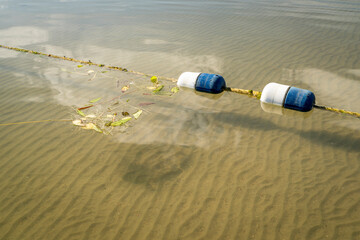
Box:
153;85;164;94
151;76;158;85
76;109;86;117
171;87;179;93
122;85;130;92
111;117;132;126
139;102;154;107
82;122;103;133
72;119;85;127
0;68;178;134
133;110;142;119
78;105;94;110
89;97;101;103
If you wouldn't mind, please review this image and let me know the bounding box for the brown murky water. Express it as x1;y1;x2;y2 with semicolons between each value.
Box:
0;0;359;239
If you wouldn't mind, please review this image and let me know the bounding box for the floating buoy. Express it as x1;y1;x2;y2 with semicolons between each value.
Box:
177;72;226;94
260;82;315;112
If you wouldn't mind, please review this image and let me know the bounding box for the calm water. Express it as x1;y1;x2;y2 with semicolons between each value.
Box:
0;0;359;239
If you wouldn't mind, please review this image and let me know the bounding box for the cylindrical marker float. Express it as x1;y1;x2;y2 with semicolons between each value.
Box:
178;72;226;94
260;82;315;112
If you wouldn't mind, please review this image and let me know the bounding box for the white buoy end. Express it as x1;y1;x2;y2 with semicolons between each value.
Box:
260;82;290;106
177;72;201;89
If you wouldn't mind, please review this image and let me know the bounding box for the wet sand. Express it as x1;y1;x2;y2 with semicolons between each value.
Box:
0;0;359;239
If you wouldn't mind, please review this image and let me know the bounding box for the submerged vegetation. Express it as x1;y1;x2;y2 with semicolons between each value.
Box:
0;56;180;131
71;74;179;134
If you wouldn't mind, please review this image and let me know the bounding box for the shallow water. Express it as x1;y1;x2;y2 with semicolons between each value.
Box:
0;0;359;239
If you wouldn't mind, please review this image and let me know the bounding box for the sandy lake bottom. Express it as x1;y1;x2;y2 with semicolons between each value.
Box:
0;0;359;239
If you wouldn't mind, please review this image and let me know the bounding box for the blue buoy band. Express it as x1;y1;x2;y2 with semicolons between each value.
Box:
177;72;226;94
260;82;316;112
195;73;226;94
284;87;315;112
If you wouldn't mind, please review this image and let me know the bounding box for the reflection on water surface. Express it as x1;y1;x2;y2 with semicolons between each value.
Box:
0;0;359;239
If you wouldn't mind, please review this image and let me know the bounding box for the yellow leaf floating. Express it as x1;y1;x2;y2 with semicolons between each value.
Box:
72;119;85;127
76;109;86;117
77;64;83;68
150;76;158;84
153;85;164;93
133;110;142;120
89;97;101;103
82;123;103;133
122;86;129;92
91;124;103;133
171;87;179;93
111;117;131;126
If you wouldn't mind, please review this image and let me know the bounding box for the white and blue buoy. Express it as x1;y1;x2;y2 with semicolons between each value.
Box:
260;82;315;112
177;72;226;94
178;72;315;112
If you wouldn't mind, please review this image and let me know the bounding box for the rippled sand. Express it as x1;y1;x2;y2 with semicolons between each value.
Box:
0;0;359;239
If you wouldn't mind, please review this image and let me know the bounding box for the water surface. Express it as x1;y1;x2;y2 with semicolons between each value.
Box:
0;0;359;239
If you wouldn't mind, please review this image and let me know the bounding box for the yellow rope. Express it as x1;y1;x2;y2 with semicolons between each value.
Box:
0;44;177;82
226;89;360;118
1;44;359;119
224;87;262;99
0;119;72;126
314;105;360;118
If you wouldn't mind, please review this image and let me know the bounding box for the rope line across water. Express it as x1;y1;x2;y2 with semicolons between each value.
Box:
0;44;177;82
1;44;359;118
0;119;72;126
314;105;360;118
